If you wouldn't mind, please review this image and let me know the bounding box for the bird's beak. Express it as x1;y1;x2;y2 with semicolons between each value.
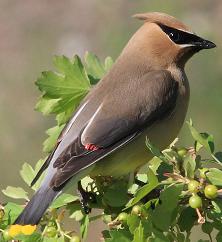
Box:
192;36;216;50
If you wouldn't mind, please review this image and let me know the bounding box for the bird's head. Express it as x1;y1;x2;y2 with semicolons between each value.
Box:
130;12;216;68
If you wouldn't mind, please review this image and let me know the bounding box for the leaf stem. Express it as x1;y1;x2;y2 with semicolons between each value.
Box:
208;233;213;242
211;154;222;167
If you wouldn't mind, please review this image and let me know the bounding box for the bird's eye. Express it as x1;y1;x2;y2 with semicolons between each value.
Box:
168;31;180;43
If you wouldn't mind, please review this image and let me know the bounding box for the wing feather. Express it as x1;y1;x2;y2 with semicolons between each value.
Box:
32;70;178;188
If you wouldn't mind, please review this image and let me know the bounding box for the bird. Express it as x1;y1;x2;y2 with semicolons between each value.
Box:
14;12;216;225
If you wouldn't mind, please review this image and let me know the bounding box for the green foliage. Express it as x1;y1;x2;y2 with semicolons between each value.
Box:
2;187;28;200
1;52;222;241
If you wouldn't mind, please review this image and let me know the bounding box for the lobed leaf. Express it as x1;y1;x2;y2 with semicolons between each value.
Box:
20;163;35;186
206;168;222;186
127;214;140;234
2;186;28;200
50;193;78;209
43;125;65;153
103;181;129;207
146;138;168;162
133;222;145;242
105;229;132;242
36;55;91;117
3;202;23;225
84;52;106;81
104;56;114;72
151;184;183;231
183;155;196;179
67;203;84;221
80;214;89;240
187;121;214;153
126;169;159;208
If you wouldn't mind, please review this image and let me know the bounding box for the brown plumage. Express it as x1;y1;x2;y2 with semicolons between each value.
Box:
15;12;216;225
133;12;190;31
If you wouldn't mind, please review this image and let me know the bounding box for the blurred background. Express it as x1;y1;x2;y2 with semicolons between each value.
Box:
0;0;221;240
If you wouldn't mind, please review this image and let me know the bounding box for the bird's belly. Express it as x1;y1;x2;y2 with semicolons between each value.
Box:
90;99;187;177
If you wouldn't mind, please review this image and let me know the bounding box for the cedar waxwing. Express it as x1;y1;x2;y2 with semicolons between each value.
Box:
14;12;216;225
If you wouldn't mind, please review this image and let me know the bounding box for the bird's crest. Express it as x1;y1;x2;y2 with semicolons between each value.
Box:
133;12;190;32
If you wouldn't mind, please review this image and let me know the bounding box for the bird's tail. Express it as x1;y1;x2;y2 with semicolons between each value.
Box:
14;187;59;225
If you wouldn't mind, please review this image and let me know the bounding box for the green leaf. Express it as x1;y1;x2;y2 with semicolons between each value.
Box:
15;233;42;242
19;160;45;191
141;219;152;238
149;157;163;174
53;55;90;89
43;125;65;153
127;214;140;234
36;55;91;116
31;159;46;190
20;162;35;186
212;200;222;214
104;56;114;72
35;96;60;115
126;169;159;208
50;193;78;208
4;202;23;225
105;229;132;242
187;121;214;153
216;232;222;242
151;184;183;231
156;161;173;181
55;107;74;125
207;200;222;222
146;138;167;162
103;181;129;207
2;186;28;200
34;158;45;172
67;203;84;221
183;155;196;179
178;207;197;232
206;168;222;186
133;222;145;242
42;237;64;242
84;52;106;80
202;222;213;234
194;141;203;152
149;228;171;242
80;214;89;240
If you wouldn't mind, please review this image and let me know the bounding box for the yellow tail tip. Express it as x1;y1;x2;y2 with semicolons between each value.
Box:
9;224;36;237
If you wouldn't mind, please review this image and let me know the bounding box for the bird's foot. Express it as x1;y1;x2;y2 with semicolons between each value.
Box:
84;143;99;151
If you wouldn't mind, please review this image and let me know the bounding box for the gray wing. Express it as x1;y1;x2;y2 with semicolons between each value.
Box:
32;70;178;188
